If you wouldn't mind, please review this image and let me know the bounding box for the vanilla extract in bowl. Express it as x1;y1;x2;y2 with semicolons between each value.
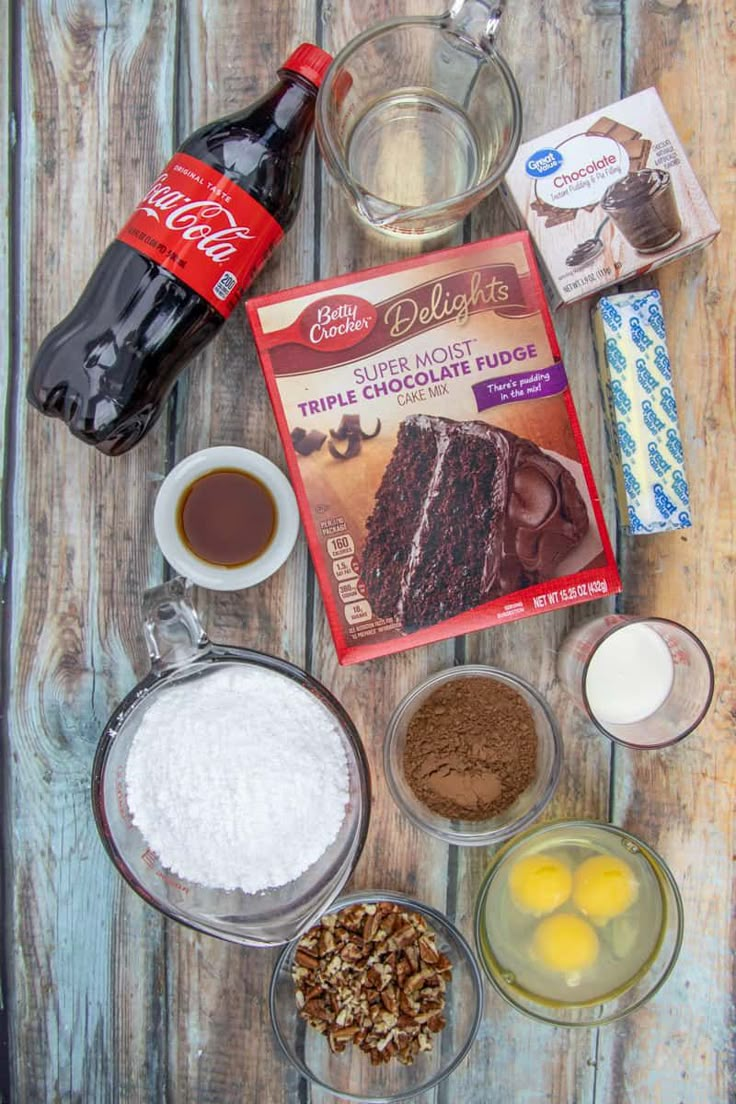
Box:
154;445;300;591
177;468;276;567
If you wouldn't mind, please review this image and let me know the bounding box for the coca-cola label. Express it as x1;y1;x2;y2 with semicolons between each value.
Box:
117;152;284;316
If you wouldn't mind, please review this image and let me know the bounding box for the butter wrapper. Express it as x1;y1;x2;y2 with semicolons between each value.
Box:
592;290;691;535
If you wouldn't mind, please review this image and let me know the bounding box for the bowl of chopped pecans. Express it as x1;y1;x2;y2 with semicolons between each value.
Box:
269;890;483;1101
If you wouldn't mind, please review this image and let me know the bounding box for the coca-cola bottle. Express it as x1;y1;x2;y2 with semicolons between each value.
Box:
28;43;332;455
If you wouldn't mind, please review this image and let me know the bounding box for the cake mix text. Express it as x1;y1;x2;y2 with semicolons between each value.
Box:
295;341;542;417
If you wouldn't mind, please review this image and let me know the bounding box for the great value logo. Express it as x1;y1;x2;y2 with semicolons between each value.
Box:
525;148;564;178
530;135;629;210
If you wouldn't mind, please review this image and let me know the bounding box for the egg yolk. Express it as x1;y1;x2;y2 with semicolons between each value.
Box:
532;913;600;973
573;855;638;924
509;854;573;915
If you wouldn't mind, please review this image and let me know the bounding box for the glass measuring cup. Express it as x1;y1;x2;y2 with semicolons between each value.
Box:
92;577;370;946
557;614;715;750
316;0;522;239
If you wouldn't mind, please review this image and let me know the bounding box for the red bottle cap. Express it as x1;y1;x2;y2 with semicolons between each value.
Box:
281;43;333;89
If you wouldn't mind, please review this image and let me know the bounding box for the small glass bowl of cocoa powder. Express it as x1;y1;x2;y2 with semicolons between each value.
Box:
384;666;562;846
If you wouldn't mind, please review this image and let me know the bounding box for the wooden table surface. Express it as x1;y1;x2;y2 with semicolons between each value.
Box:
2;1;734;1101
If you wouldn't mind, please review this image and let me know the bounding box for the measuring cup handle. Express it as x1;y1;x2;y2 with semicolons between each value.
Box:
143;576;210;672
446;0;507;51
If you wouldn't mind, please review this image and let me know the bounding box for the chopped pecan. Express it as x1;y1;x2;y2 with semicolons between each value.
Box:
404;943;420;972
331;1025;360;1042
319;928;336;956
427;1013;447;1033
340;941;366;962
328;1034;347;1054
393;923;417;948
292;900;451;1067
418;935;440;964
295;949;319;970
405;967;437;994
304;999;333;1022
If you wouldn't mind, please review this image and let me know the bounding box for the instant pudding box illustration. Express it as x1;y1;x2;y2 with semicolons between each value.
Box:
501;88;720;308
247;232;621;664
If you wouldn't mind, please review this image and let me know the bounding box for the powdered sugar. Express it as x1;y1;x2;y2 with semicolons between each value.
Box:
125;664;350;893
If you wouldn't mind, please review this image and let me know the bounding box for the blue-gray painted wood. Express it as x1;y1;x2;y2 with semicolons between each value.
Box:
2;0;733;1102
5;2;176;1101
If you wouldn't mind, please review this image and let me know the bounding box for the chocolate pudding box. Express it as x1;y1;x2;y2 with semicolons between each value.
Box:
501;88;720;307
247;232;621;664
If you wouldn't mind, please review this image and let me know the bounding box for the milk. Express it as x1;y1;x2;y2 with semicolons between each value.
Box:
585;622;674;726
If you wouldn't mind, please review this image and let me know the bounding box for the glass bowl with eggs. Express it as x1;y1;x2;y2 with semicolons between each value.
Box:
474;819;684;1026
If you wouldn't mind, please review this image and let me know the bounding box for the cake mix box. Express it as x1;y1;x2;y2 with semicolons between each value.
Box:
247;232;621;665
501;88;720;307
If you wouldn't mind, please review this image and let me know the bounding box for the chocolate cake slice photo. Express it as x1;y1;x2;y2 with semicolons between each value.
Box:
360;415;590;633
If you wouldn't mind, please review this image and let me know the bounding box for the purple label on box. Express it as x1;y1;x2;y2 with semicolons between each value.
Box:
472;361;567;412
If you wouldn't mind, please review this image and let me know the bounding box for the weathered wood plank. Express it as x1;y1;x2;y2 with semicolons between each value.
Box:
307;2;462;1100
448;2;622;1099
7;2;177;1100
0;1;13;1093
596;2;736;1101
165;2;319;1101
4;0;734;1101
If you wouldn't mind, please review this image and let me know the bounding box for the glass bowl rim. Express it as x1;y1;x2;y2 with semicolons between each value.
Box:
269;887;485;1102
384;665;563;846
473;817;685;1027
91;646;371;947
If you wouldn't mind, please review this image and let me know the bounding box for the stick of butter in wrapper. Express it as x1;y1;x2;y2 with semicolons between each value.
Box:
592;290;692;535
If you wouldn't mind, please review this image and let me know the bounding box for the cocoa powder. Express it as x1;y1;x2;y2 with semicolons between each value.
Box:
402;677;538;821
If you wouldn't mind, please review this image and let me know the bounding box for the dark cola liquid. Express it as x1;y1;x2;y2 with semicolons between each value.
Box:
27;57;325;455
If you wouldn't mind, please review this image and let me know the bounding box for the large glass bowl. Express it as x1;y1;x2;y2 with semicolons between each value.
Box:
474;819;684;1026
92;578;370;947
384;666;562;846
270;890;484;1102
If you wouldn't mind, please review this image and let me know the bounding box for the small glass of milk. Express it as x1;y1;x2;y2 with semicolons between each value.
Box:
557;615;714;749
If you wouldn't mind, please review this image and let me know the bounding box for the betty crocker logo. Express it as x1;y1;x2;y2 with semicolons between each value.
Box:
298;295;378;352
117;152;283;317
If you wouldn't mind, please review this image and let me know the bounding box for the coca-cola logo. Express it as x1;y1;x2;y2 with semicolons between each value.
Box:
136;172;257;264
298;294;377;352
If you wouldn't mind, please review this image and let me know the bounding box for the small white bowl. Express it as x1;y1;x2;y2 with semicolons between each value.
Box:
153;446;300;591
